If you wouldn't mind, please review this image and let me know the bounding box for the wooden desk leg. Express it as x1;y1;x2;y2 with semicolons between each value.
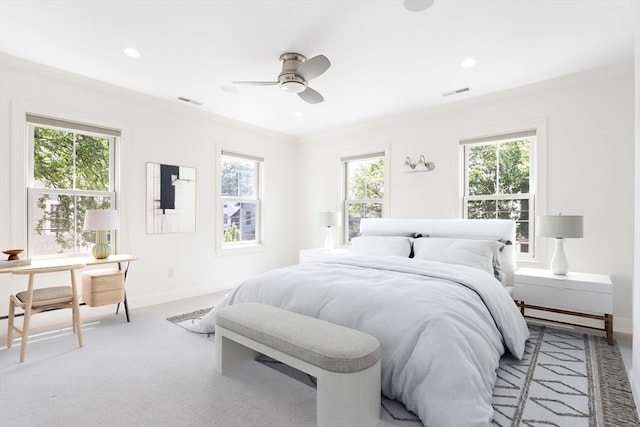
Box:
605;314;613;345
70;269;83;348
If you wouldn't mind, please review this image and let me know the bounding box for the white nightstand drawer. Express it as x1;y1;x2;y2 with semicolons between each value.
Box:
514;268;613;314
515;268;611;293
514;282;612;314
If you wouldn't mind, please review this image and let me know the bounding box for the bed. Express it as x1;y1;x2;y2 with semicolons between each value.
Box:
192;218;529;427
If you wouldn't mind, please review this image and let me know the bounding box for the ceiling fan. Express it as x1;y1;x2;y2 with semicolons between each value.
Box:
233;52;331;104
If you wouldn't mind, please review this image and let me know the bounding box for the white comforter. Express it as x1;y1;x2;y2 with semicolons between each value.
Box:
191;255;529;427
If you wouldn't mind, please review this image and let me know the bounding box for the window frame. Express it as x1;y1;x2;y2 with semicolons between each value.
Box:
216;149;265;254
24;113;119;259
459;120;547;263
341;150;387;244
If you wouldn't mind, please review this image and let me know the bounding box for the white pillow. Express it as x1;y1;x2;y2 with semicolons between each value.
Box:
413;237;505;277
350;236;413;257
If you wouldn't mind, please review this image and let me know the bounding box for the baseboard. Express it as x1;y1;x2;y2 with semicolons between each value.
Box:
615;316;634;335
0;284;234;336
126;284;234;309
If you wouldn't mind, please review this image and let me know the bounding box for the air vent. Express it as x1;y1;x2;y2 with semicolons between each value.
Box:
442;87;470;97
177;97;203;106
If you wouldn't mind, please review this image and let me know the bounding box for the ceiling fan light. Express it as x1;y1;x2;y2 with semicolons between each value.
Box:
280;80;306;94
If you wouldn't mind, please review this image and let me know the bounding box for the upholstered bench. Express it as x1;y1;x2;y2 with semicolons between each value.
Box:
215;303;381;427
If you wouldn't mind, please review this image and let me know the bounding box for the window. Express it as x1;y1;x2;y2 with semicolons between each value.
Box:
220;151;263;246
462;130;535;257
27;114;118;258
342;152;385;242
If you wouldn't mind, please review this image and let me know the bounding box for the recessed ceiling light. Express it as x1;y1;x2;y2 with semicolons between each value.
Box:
294;111;304;117
460;58;476;68
123;48;141;58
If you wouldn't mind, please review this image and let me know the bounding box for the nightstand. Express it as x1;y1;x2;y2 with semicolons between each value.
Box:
299;248;349;264
513;267;613;345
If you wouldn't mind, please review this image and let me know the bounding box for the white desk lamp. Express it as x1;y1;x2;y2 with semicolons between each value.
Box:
318;212;341;251
83;210;119;259
537;214;583;275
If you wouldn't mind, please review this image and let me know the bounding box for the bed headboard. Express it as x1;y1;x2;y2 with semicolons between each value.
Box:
359;218;517;288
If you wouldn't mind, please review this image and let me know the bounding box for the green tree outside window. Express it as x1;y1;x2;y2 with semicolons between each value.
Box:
31;126;114;256
465;138;532;253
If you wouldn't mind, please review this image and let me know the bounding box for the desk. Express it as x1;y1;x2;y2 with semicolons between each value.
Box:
1;254;137;322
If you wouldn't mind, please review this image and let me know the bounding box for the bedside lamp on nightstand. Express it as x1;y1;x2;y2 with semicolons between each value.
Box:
318;211;341;252
537;213;583;275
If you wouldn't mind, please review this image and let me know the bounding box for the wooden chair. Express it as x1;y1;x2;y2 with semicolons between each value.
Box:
7;264;85;362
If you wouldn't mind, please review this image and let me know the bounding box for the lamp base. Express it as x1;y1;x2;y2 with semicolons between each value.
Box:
92;230;112;259
550;238;569;275
323;227;334;252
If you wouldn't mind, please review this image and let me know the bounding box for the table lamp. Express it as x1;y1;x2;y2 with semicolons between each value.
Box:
537;213;583;275
83;209;119;259
318;211;341;251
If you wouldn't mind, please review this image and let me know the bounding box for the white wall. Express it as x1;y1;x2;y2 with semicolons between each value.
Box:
0;55;299;326
299;63;636;333
0;54;636;339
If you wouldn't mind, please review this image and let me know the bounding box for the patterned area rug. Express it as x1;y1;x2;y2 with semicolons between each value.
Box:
167;307;215;339
166;307;214;325
168;311;639;426
493;325;639;426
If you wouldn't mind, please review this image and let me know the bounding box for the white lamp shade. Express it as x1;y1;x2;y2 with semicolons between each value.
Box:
318;211;341;228
537;215;583;238
83;210;119;231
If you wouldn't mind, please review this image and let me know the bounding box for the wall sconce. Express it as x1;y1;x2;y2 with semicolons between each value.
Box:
404;155;435;172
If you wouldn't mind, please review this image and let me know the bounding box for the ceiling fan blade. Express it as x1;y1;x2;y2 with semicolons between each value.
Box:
404;0;434;12
232;81;278;86
298;87;324;104
297;55;331;81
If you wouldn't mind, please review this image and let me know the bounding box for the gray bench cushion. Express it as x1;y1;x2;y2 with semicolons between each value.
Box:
216;303;381;374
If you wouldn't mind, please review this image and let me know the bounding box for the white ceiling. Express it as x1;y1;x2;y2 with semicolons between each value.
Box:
0;1;636;137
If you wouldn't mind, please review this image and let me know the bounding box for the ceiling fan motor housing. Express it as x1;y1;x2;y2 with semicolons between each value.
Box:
278;53;308;93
